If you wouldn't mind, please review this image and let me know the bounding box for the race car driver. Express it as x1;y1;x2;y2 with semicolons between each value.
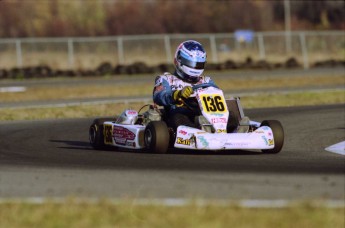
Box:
153;40;219;130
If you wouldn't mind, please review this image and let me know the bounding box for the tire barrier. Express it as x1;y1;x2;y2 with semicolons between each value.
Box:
0;58;344;80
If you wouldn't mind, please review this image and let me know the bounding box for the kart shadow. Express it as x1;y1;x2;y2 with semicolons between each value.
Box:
50;140;261;156
167;148;260;156
50;139;94;151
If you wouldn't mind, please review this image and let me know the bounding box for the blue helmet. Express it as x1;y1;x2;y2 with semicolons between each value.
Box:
174;40;206;83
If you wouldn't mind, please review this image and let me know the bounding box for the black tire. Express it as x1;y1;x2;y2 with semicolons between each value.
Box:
89;118;116;150
260;120;284;154
145;121;170;154
168;112;196;129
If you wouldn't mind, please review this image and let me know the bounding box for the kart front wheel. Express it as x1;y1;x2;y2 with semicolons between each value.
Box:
89;123;104;149
261;120;284;154
89;118;116;150
144;121;170;154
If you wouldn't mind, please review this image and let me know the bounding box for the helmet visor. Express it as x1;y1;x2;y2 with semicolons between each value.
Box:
179;55;205;70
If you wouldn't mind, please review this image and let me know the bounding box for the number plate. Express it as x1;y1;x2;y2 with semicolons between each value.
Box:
104;124;113;144
200;94;227;114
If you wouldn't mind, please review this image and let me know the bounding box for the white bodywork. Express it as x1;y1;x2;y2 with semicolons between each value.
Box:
173;86;275;150
174;125;274;150
102;86;276;151
103;121;146;149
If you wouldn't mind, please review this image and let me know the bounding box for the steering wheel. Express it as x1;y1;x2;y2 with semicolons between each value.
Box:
177;83;219;113
192;83;219;91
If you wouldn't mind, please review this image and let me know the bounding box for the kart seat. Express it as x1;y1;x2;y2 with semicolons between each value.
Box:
226;98;250;133
237;116;250;133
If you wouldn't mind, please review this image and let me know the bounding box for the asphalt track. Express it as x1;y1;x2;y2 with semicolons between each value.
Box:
0;104;344;201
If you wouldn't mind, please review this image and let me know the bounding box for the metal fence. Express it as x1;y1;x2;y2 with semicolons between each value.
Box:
0;31;344;70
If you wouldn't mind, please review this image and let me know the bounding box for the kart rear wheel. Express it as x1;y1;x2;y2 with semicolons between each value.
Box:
145;121;170;154
89;118;116;150
260;120;284;154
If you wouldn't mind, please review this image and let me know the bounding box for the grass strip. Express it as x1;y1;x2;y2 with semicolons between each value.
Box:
0;200;343;228
0;90;343;121
1;74;344;102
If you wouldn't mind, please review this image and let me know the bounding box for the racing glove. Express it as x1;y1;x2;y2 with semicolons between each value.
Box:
172;86;193;103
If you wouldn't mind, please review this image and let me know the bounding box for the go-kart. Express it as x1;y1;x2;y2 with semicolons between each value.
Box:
89;83;284;154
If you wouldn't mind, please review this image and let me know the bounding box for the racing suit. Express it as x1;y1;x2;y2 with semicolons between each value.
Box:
153;72;217;130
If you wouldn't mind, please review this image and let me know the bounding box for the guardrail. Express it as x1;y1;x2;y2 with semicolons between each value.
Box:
0;31;344;70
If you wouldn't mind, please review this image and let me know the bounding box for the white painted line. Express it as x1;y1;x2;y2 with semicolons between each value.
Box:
0;86;26;93
0;197;343;208
240;199;289;208
325;141;345;155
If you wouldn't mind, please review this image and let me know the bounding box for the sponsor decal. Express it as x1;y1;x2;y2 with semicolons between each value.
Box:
197;136;209;147
126;110;137;116
255;131;265;134
176;137;191;145
209;113;224;117
178;130;188;135
225;142;250;147
262;136;268;145
113;126;136;145
211;118;227;124
268;139;274;146
216;129;226;133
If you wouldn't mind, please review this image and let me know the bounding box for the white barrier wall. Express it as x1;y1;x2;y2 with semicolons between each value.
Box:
0;31;344;69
